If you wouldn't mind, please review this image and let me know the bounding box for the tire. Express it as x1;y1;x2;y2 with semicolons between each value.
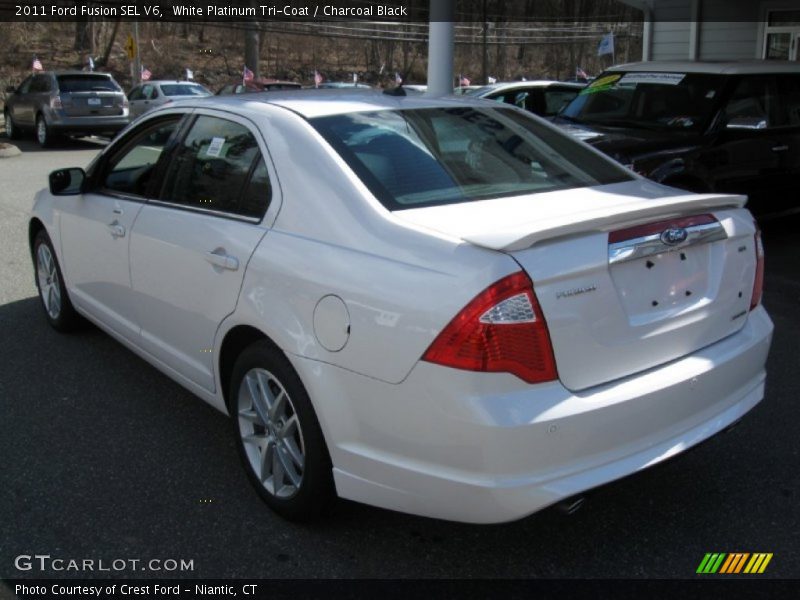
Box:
33;229;80;331
35;114;53;147
230;340;335;521
4;111;20;140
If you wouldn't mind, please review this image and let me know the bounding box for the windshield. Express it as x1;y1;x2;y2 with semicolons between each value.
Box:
57;75;121;93
561;71;725;131
311;107;633;210
160;84;211;97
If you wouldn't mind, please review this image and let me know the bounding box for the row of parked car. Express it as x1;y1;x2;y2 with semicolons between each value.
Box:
6;61;800;216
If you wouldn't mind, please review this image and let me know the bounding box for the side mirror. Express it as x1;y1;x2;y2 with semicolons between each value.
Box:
49;168;85;195
5;86;16;93
726;116;767;130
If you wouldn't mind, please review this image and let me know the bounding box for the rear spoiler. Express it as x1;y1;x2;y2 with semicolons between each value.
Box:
461;193;747;252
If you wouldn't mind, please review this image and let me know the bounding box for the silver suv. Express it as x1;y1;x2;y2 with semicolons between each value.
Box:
4;71;129;146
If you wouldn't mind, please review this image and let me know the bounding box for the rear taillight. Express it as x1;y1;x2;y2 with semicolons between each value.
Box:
122;97;129;108
422;271;557;383
750;228;764;310
51;95;62;109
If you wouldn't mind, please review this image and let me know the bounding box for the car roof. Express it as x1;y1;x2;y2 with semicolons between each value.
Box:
136;80;205;85
608;60;800;75
164;88;498;119
479;80;585;91
43;71;114;77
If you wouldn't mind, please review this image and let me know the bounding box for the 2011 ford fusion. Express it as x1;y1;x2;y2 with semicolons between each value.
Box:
29;89;772;523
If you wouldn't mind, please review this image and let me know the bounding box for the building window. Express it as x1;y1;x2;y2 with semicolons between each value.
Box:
764;10;800;60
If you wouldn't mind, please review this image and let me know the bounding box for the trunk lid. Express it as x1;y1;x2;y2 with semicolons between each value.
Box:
396;180;758;390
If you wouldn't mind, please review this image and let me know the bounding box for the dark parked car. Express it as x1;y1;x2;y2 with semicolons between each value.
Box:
216;79;302;95
469;81;585;118
4;71;129;146
555;61;800;217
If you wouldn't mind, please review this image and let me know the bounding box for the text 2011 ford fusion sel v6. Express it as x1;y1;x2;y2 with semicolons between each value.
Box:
29;90;772;523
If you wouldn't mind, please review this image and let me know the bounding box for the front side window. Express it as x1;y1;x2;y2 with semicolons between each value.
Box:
544;88;580;116
100;117;181;196
311;107;632;210
128;86;143;101
562;71;725;132
160;115;269;217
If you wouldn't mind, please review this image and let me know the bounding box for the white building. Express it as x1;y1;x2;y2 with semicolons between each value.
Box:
621;0;800;61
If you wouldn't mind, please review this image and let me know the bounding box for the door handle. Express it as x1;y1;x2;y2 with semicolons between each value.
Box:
107;222;126;238
205;249;239;271
772;145;789;152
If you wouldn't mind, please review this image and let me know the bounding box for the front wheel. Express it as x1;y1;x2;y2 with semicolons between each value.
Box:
230;341;335;521
4;111;20;140
33;230;80;331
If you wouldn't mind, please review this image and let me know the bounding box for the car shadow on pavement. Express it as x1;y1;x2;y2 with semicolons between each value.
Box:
0;132;108;152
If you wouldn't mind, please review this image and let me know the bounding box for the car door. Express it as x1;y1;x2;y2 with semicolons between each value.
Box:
702;75;786;210
129;110;275;392
57;114;185;339
129;83;155;118
771;73;800;214
127;85;145;118
7;75;33;127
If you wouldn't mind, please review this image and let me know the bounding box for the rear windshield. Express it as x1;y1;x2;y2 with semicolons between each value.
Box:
57;75;121;93
311;107;633;210
160;84;210;97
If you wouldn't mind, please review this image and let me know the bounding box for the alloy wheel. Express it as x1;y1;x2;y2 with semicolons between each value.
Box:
36;243;61;320
36;117;47;146
237;368;306;499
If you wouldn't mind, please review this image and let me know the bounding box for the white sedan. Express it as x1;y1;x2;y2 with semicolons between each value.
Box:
30;90;772;523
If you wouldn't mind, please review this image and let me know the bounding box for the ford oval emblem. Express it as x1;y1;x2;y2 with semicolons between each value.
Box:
661;227;688;246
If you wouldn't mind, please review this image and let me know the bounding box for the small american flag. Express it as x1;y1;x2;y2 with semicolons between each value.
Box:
242;65;254;83
141;66;152;81
459;75;471;87
32;57;43;71
314;70;322;88
576;67;589;80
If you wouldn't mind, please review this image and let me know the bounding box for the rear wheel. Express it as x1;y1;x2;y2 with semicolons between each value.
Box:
4;111;19;140
230;341;335;521
36;114;53;147
33;230;80;331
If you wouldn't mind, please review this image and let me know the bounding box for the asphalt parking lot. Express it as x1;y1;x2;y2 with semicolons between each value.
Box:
0;136;798;580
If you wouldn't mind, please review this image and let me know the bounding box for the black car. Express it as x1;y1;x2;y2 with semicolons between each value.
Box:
555;61;800;217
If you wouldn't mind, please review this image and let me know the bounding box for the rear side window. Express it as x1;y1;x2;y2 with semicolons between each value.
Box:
29;75;52;93
312;107;632;210
160;115;271;218
57;75;121;93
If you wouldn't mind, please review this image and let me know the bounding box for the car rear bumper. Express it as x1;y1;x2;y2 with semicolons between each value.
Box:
294;305;773;524
45;109;130;135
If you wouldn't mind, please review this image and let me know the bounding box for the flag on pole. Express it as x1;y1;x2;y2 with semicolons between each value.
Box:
395;71;402;85
487;76;497;84
32;57;43;71
314;70;322;88
141;66;152;81
598;32;615;57
576;67;589;80
353;73;358;84
379;63;386;75
242;65;254;83
459;74;471;87
185;68;194;80
87;56;95;72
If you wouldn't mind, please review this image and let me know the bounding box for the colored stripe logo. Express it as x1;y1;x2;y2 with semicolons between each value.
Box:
697;553;773;574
